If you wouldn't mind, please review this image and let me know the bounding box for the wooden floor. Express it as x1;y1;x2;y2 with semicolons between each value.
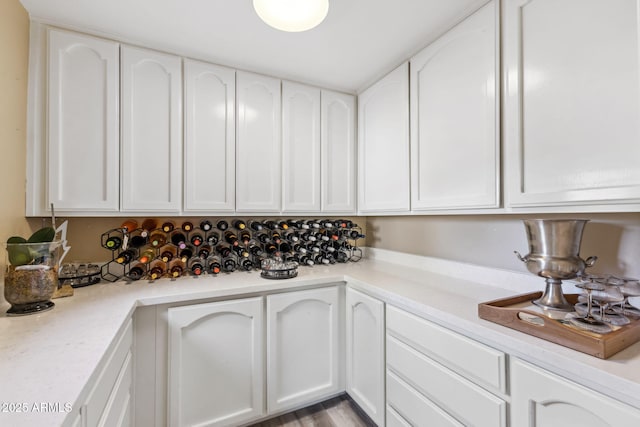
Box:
248;395;377;427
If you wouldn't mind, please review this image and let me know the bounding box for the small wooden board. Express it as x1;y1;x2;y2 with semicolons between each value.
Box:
478;292;640;359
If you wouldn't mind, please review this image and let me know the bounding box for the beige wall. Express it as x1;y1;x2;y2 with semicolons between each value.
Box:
367;213;640;279
0;0;33;278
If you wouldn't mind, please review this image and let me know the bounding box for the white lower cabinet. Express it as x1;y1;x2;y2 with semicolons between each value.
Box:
511;358;640;427
346;287;385;426
167;297;264;427
68;319;133;427
386;305;507;427
266;286;342;413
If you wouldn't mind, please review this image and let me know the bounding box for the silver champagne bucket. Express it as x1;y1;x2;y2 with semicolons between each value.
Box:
515;219;597;311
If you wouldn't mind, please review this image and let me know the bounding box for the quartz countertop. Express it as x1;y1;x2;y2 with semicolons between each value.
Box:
1;248;640;426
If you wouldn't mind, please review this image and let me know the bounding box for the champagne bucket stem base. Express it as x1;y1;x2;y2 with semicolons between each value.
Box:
532;278;574;312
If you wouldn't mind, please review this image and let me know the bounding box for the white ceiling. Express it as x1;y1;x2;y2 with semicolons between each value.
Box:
19;0;487;93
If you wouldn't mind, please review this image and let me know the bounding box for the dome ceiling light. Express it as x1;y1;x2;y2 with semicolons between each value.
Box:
253;0;329;32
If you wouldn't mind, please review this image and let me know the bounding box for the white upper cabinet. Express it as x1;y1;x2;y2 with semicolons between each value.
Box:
321;90;356;213
236;71;282;212
505;0;640;208
410;0;499;210
282;81;321;212
183;59;235;212
358;62;411;213
121;45;182;212
47;29;120;213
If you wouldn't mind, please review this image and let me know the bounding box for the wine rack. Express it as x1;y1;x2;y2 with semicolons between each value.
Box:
100;218;364;282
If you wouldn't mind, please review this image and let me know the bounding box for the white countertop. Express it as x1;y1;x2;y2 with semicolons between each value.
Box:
1;248;640;426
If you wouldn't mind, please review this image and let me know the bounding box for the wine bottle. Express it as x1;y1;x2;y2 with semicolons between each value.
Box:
222;256;237;272
168;259;185;278
148;260;166;280
248;243;264;256
179;246;194;263
232;245;250;258
140;219;158;237
239;258;254;271
104;235;123;250
240;230;252;245
263;220;278;230
279;241;292;253
161;221;175;233
278;221;289;230
188;257;204;276
295;253;314;266
336;249;350;263
256;232;270;244
160;245;177;263
190;232;204;247
115;249;136;264
128;230;148;248
128;262;146;280
284;230;299;242
206;256;222;274
271;231;282;244
314;253;330;265
248;220;263;231
300;230;316;242
138;248;156;264
198;244;212;259
216;243;232;258
264;242;278;255
206;231;220;245
348;230;365;239
171;231;188;249
306;242;321;253
181;221;194;232
292;243;307;254
149;231;167;248
233;219;247;230
199;220;213;232
224;230;239;246
216;220;229;231
120;219;138;234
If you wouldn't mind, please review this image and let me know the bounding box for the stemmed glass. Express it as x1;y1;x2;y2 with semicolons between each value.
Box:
614;277;640;318
570;275;612;333
590;276;628;326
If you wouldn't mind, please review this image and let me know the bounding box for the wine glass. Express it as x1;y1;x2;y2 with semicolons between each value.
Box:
591;276;628;326
569;275;612;333
614;277;640;317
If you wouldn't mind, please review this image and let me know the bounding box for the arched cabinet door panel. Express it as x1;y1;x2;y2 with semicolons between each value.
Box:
47;29;120;212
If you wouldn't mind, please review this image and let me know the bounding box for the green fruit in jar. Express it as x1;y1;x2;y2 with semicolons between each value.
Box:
7;236;31;266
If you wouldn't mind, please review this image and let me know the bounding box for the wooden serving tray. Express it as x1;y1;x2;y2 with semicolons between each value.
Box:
478;292;640;359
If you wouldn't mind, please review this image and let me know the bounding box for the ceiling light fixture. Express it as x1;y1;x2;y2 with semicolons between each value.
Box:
253;0;329;32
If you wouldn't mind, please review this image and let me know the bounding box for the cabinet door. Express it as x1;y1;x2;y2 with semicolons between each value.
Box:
410;1;499;210
321;90;356;213
346;287;385;426
358;63;410;213
121;45;182;212
168;297;264;427
511;358;640;426
236;71;281;212
47;29;119;212
266;286;341;413
282;81;321;212
505;0;640;207
184;59;235;212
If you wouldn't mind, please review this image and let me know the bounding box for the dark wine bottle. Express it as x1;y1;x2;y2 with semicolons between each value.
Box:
188;257;204;276
216;243;232;258
190;232;204;247
284;230;299;242
198;244;212;259
181;221;194;232
224;230;239;246
248;244;264;256
233;219;247;230
232;245;250;258
161;221;175;233
240;230;252;245
248;220;263;231
239;258;254;271
179;246;194;263
171;231;188;249
278;221;289;230
206;231;220;245
222;256;237;272
199;220;213;232
263;220;278;230
160;245;177;263
207;256;222;274
216;220;229;231
256;232;270;244
115;249;136;264
168;259;185;278
105;235;123;250
128;262;146;280
128;231;148;248
148;260;167;280
271;231;282;244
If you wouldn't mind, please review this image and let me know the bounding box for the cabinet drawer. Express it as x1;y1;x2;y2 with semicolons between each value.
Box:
387;335;507;427
387;371;463;427
386;305;506;394
85;319;133;427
